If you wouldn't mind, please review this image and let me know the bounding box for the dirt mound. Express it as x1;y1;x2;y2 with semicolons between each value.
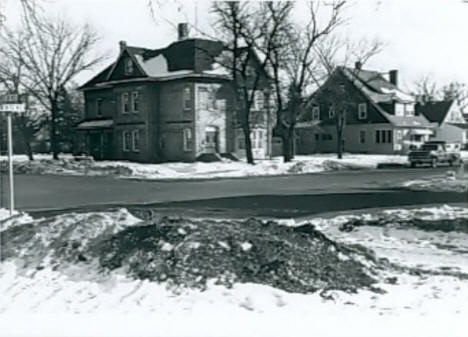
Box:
339;213;468;234
93;217;383;293
1;210;384;294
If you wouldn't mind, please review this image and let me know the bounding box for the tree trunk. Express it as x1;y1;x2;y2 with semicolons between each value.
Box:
243;125;255;164
336;127;343;159
282;126;295;163
50;99;59;160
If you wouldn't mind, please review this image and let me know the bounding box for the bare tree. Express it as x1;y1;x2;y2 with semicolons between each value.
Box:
441;82;468;113
412;74;439;104
4;12;107;159
211;1;292;164
0;30;46;160
269;1;347;162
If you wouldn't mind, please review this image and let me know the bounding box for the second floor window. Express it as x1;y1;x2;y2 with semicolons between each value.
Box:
132;91;140;112
122;93;129;113
254;91;264;110
312;106;320;121
184;86;191;110
96;98;103;116
125;58;134;75
358;103;367;120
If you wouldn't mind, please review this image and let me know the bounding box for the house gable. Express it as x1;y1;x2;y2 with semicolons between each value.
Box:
308;68;389;126
443;100;466;124
107;49;148;82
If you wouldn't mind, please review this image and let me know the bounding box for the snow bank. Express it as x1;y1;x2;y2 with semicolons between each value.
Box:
1;205;468;337
1;153;409;180
402;168;468;192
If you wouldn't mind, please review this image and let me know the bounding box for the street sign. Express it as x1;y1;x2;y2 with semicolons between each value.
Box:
0;104;26;113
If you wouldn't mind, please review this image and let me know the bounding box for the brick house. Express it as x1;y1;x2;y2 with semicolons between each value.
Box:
415;100;468;147
78;24;273;162
296;63;433;155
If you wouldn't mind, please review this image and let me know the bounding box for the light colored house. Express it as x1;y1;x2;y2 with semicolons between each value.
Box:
78;24;273;162
296;63;433;155
416;100;468;147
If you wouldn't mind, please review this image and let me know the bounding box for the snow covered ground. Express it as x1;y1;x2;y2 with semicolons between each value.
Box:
1;205;467;336
402;165;468;192
0;153;411;180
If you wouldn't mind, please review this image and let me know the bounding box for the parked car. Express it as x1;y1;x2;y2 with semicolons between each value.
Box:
408;141;461;168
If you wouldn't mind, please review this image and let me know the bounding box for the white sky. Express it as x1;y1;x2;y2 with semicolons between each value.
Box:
2;0;468;91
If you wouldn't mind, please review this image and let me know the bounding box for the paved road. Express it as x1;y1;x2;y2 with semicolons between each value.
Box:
2;166;466;217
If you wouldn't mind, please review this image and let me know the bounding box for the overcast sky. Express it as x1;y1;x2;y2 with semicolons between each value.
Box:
2;0;468;91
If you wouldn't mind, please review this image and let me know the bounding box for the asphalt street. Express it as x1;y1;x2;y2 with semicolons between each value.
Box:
3;166;466;218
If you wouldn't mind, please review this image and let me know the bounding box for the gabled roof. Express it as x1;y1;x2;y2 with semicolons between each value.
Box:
80;39;233;90
415;100;454;124
317;67;432;129
343;67;414;103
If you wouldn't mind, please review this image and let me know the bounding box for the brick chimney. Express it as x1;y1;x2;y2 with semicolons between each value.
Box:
389;69;398;86
119;40;127;51
178;23;189;41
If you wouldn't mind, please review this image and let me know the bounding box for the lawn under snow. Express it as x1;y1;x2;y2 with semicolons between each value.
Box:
1;205;468;336
0;153;412;180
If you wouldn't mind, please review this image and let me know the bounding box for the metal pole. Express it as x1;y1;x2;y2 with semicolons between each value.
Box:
7;113;14;216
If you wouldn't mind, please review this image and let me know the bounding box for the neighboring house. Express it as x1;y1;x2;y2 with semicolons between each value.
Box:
415;100;468;147
296;63;433;155
78;24;273;162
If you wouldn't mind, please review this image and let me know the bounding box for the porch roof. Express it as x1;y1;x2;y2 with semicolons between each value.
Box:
77;119;114;130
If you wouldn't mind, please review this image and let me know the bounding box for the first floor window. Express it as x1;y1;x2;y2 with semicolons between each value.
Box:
183;128;193;151
312;106;320;121
375;130;393;144
359;130;366;144
132;130;140;152
123;131;131;152
122;93;129;113
358;103;367;120
237;136;245;150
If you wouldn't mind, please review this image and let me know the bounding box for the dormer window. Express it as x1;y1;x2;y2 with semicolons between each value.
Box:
125;58;134;75
358;103;367;120
312;106;320;121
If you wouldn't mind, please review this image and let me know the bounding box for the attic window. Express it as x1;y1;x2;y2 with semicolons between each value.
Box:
312;106;320;121
358;103;367;120
125;58;134;75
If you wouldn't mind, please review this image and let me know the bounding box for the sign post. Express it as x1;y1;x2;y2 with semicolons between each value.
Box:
0;93;26;216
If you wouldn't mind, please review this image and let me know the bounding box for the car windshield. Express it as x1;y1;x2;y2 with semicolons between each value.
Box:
421;144;439;151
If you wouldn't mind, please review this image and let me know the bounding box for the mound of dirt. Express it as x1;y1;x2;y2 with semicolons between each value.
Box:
1;210;384;294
